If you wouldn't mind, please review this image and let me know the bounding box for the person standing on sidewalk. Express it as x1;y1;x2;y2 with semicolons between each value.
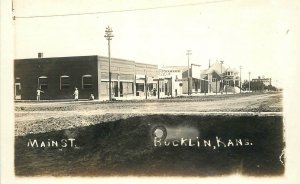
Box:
36;88;44;101
73;87;79;101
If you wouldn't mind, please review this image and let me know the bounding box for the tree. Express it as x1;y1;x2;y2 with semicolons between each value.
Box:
265;85;277;91
243;80;265;92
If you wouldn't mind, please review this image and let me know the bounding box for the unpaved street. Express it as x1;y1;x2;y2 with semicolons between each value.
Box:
15;92;282;136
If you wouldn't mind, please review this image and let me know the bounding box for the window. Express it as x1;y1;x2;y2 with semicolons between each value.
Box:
212;78;217;82
82;75;93;89
60;75;70;89
38;76;48;90
15;77;21;83
121;82;133;95
226;72;233;76
136;83;144;91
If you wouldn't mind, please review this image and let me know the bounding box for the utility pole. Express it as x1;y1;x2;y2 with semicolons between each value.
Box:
215;79;217;95
239;66;242;93
145;69;148;100
170;76;173;97
248;72;251;92
186;50;192;95
220;60;224;94
104;26;114;101
158;80;160;99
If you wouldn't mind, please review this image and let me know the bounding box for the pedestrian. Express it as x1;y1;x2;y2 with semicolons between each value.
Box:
89;93;94;100
73;87;79;101
36;88;44;101
153;88;157;96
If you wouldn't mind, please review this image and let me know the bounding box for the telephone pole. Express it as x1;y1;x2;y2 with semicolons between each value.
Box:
104;26;114;101
248;72;251;92
186;50;192;95
220;60;224;94
239;66;242;93
145;69;148;100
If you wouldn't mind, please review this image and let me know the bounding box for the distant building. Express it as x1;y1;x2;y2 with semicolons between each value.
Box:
158;67;183;97
252;76;272;86
202;61;240;93
14;55;158;100
161;65;207;95
160;61;241;95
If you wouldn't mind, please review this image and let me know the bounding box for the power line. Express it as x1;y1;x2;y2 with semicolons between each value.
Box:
14;0;232;19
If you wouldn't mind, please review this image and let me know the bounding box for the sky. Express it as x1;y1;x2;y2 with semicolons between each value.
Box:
13;0;300;87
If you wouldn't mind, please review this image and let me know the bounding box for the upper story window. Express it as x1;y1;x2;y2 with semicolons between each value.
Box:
60;75;70;90
38;76;48;90
212;78;217;82
82;75;93;89
15;77;21;83
226;72;234;76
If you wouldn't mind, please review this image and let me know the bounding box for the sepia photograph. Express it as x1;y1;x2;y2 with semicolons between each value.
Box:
1;0;300;183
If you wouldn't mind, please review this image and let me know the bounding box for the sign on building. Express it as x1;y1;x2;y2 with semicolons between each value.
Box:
191;64;201;79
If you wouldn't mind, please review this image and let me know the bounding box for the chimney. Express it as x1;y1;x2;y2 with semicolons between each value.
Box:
38;52;43;58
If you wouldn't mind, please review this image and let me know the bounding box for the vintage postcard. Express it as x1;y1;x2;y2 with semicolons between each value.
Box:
1;0;300;183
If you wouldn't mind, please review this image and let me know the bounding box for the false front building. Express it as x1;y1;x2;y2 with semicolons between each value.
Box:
161;61;241;95
14;55;157;100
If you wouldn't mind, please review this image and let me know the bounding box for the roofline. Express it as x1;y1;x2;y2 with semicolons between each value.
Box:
97;56;135;63
14;55;157;66
14;55;98;61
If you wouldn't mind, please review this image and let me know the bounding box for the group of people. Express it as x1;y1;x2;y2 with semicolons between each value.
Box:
36;87;94;101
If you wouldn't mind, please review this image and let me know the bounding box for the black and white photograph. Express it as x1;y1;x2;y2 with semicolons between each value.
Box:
1;0;300;183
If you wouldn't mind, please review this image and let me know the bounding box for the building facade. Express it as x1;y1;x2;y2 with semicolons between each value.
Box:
158;67;183;97
252;76;272;86
14;55;158;100
202;61;240;93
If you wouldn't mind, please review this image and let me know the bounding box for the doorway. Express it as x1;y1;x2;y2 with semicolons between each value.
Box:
15;83;21;100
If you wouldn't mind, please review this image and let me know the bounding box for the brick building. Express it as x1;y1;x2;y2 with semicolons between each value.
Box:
252;76;272;86
14;55;157;100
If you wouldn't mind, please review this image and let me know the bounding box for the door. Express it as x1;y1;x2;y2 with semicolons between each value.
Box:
15;83;21;100
120;82;123;97
113;82;118;97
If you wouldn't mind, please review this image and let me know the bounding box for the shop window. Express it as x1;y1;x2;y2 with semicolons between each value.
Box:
121;82;133;95
38;76;48;90
82;75;93;89
60;75;70;89
136;83;144;92
160;81;164;92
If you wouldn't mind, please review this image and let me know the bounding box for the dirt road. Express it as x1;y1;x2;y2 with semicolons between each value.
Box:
15;92;282;136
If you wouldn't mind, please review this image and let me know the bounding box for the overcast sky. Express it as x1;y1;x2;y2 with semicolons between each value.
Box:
13;0;300;87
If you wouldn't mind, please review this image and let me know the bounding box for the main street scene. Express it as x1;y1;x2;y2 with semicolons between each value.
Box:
13;0;286;178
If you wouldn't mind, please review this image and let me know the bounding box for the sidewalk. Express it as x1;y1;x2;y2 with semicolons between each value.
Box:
15;92;246;103
113;91;239;100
